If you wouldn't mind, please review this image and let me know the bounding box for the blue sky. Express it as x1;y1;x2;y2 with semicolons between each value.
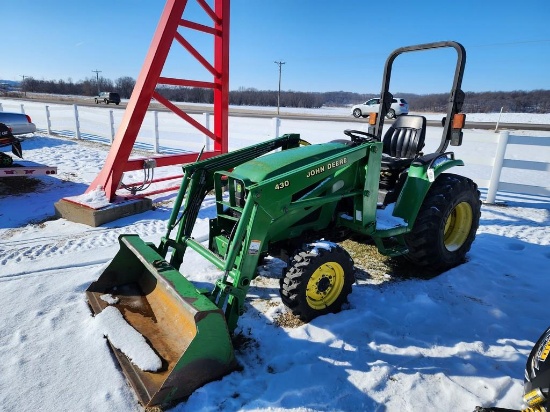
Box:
3;0;549;94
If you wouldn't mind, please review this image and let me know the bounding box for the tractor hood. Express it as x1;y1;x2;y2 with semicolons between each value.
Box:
231;142;348;184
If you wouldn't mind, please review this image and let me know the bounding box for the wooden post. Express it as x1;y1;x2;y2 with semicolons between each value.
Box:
272;117;280;138
73;104;81;139
203;112;211;151
153;111;160;153
486;130;509;203
109;110;115;143
45;105;52;134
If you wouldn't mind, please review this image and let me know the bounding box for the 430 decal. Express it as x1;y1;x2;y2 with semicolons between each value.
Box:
275;180;290;190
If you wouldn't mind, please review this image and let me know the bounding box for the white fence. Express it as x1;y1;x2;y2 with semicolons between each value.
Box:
0;101;282;153
1;100;548;202
463;131;550;202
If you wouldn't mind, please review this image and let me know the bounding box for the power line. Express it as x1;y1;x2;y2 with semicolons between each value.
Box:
20;75;28;97
92;69;102;95
274;61;285;115
470;39;550;48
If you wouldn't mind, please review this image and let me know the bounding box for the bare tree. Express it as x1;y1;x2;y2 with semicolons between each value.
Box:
11;75;550;113
115;76;136;99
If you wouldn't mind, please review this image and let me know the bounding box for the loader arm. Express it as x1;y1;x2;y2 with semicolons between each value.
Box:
158;133;303;262
150;136;382;333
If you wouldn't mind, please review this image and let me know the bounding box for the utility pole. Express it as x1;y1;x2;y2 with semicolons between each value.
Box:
274;61;285;115
20;75;28;97
92;69;102;95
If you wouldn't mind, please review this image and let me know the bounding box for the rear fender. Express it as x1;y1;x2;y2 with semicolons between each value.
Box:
393;154;464;225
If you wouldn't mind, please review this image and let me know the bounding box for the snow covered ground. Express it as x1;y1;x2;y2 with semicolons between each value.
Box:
1;100;549;412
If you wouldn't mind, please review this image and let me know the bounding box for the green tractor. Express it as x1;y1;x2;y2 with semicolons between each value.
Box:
86;41;481;407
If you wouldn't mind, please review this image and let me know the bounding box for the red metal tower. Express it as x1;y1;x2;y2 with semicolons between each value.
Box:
86;0;230;201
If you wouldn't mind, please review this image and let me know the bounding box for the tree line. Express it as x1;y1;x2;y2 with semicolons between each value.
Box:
7;77;550;113
15;76;136;101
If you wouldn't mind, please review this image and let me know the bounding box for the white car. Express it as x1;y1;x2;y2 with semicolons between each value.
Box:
351;97;409;119
0;111;37;135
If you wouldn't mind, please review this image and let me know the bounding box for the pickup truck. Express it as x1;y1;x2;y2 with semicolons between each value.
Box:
0;111;37;135
94;91;121;105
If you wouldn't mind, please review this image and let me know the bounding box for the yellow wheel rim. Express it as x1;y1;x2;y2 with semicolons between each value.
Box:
305;261;345;309
444;201;473;252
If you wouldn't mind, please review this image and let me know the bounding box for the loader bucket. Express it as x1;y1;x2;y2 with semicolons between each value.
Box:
86;234;237;407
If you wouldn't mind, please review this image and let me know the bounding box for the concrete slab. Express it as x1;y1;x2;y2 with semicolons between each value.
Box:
54;197;153;227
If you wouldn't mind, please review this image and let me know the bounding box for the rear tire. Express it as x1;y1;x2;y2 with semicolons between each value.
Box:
352;108;362;118
403;174;481;271
280;242;355;321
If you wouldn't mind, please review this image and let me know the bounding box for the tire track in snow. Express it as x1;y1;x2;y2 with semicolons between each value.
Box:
0;227;112;248
479;204;550;246
478;224;550;246
0;259;110;282
0;220;167;266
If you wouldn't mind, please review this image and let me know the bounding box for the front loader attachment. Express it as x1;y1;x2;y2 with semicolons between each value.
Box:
85;134;305;406
86;234;237;407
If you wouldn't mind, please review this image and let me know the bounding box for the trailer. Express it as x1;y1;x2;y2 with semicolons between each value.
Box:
0;122;57;179
0;161;57;178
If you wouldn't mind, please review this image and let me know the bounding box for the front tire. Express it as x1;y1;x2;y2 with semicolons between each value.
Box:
386;109;396;119
280;242;355;321
352;108;362;118
403;174;481;271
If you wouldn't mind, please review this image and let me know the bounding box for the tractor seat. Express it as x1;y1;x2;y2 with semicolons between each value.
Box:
382;115;426;163
378;115;427;205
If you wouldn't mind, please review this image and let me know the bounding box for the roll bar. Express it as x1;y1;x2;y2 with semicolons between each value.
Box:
373;41;466;153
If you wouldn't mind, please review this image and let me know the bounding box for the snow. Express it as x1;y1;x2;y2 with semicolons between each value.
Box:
1;101;550;412
308;240;339;255
100;293;120;305
93;306;162;372
67;187;111;209
376;204;407;230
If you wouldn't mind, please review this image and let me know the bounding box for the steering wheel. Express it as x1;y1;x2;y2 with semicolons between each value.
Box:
343;129;378;144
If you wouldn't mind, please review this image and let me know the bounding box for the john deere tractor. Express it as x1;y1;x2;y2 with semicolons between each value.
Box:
86;41;481;407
